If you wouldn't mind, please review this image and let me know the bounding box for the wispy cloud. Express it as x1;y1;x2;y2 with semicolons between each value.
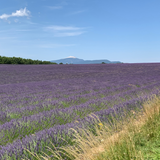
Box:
0;8;30;20
14;29;32;32
46;25;83;31
47;6;63;10
38;43;76;48
0;37;17;40
0;29;32;33
54;31;85;37
68;10;86;15
24;20;37;25
44;25;86;37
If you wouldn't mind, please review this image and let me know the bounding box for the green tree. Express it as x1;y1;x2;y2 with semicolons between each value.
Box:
0;55;57;65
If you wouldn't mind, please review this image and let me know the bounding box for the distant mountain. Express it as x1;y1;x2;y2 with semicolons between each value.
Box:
51;56;122;64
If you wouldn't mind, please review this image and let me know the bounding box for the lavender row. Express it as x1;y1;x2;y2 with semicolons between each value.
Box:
1;64;159;98
0;82;159;147
0;63;160;85
0;76;157;109
0;89;159;160
0;83;128;111
0;90;135;146
1;63;160;159
0;84;144;124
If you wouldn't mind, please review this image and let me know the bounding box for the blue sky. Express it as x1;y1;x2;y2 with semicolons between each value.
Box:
0;0;160;63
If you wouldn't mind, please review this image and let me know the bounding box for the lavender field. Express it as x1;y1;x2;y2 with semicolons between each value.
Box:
0;63;160;160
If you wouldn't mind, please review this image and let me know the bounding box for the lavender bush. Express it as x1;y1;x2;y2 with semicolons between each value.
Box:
0;63;160;159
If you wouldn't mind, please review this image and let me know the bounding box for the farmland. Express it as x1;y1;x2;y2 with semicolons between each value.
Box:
0;63;160;159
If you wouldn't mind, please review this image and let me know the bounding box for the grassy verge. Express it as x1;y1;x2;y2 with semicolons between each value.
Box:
22;94;160;160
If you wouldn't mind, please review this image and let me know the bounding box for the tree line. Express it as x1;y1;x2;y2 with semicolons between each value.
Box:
0;56;57;64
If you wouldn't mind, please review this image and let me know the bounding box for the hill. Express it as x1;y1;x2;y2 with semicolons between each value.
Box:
51;56;122;64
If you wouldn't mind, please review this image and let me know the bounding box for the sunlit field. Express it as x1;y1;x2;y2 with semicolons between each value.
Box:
0;63;160;159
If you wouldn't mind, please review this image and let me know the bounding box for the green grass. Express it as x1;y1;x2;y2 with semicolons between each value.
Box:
94;95;160;160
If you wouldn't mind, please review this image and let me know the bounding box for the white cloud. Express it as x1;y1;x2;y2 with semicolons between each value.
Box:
0;14;10;19
44;25;86;37
0;8;30;20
